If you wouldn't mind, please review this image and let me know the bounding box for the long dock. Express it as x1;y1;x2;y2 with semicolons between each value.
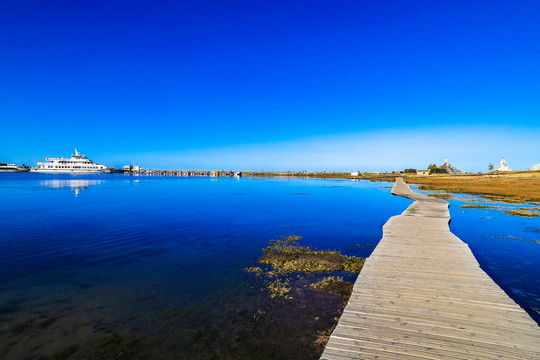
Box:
321;178;540;359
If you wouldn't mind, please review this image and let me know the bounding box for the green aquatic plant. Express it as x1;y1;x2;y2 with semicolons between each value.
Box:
259;236;365;274
310;276;353;298
266;279;293;300
244;267;263;276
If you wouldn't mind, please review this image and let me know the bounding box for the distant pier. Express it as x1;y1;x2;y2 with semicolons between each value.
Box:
321;178;540;359
123;169;242;177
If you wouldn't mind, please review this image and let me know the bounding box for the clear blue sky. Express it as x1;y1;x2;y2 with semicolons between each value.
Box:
1;0;539;171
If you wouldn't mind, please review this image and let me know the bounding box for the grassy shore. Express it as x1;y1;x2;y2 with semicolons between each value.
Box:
403;171;540;203
244;170;540;203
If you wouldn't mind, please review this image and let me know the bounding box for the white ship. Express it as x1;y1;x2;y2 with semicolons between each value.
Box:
31;149;110;173
0;162;30;172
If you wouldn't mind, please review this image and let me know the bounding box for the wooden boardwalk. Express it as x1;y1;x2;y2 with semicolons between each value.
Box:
321;178;540;360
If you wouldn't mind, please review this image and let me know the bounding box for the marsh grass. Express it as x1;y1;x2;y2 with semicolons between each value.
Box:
410;175;540;202
505;210;540;217
460;204;540;217
428;193;453;200
461;205;494;209
483;195;523;203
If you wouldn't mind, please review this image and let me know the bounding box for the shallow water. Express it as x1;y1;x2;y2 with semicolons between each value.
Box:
0;174;538;359
444;193;540;324
0;174;410;359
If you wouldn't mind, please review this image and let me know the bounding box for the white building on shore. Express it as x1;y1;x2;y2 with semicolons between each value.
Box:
497;157;511;171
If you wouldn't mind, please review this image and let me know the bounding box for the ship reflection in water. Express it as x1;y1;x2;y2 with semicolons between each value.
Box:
40;179;102;197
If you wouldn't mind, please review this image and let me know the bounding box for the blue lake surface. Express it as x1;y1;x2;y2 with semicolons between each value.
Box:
0;173;538;359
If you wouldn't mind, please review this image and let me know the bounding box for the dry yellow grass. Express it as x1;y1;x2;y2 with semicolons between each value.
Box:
404;171;540;203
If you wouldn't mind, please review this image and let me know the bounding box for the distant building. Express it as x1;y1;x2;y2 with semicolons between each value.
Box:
123;165;132;171
530;164;540;171
350;171;359;176
497;157;511;171
416;170;429;175
438;159;463;174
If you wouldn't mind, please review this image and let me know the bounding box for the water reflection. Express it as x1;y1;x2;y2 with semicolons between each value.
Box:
40;179;102;196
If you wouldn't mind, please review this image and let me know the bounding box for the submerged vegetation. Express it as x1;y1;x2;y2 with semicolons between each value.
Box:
246;235;365;301
259;235;365;275
310;276;354;298
267;279;293;300
242;235;366;352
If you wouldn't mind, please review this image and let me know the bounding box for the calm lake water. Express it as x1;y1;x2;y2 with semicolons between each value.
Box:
0;173;538;359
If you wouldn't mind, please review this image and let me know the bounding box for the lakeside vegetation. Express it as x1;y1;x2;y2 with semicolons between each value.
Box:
244;170;540;203
406;171;540;203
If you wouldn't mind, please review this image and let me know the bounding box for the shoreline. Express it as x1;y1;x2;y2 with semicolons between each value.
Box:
243;171;540;203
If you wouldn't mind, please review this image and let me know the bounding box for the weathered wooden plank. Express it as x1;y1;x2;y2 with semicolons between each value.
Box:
320;178;540;360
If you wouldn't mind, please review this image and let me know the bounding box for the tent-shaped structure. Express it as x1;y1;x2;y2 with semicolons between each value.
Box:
438;159;463;174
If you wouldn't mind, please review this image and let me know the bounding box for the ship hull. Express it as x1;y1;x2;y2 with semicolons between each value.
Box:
0;168;30;172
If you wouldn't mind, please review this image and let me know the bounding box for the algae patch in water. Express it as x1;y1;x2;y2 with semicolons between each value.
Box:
243;235;365;352
267;278;293;300
258;235;365;275
309;276;353;298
